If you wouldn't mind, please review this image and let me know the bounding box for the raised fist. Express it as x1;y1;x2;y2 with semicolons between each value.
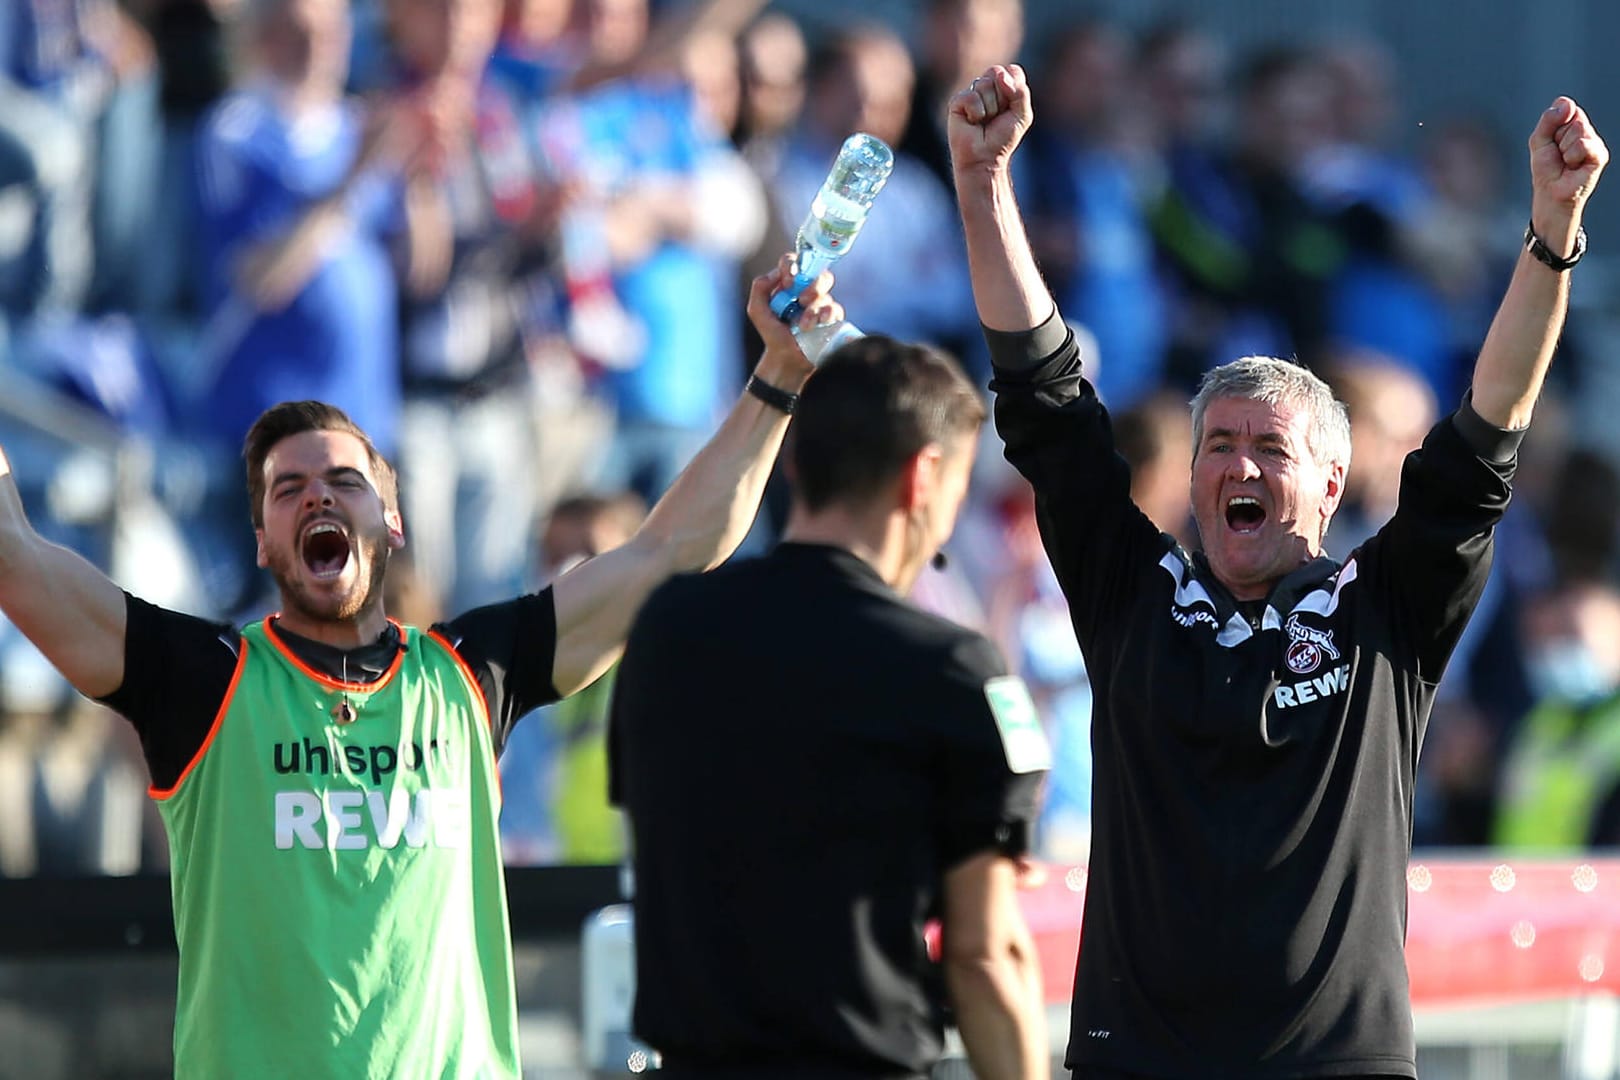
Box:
947;65;1034;179
1529;97;1608;214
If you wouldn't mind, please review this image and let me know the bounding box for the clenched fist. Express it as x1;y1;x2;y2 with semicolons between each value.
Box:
1528;97;1607;256
947;64;1034;180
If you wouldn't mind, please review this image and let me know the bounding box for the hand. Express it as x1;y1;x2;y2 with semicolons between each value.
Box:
1013;855;1048;890
356;97;421;175
1528;97;1608;238
947;64;1034;180
746;253;842;384
396;77;476;180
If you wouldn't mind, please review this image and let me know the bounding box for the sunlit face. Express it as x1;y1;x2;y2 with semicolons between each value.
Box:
849;39;914;147
956;0;1023;78
741;16;806;138
1190;396;1344;601
812;37;913;148
683;30;741;134
926;0;1023;83
255;430;404;624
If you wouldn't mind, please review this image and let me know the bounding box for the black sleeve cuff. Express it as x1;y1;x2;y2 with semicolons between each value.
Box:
1453;391;1526;464
984;306;1072;377
940;817;1033;870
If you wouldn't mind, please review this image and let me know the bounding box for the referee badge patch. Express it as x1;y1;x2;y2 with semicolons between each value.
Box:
983;676;1052;774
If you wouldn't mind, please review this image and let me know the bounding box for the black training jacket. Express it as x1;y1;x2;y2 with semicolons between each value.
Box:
987;312;1519;1078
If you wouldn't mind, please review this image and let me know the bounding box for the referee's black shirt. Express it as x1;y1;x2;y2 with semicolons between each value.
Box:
609;542;1045;1078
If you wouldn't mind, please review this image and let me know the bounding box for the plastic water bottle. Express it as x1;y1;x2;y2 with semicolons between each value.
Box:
770;133;895;363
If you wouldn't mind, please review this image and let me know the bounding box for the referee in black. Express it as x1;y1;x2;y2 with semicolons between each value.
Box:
609;334;1051;1080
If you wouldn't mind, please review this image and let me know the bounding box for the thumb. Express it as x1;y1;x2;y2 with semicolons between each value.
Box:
1532;96;1577;148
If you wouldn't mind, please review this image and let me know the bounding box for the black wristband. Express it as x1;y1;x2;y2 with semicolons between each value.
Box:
746;373;799;415
1524;221;1587;271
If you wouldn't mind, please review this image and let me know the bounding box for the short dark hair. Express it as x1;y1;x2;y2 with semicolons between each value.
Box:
788;336;985;512
243;401;398;528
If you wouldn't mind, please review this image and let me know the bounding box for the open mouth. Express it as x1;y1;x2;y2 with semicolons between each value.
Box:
300;521;352;580
1225;495;1267;534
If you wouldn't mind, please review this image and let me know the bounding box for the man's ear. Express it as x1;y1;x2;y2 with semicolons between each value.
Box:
1321;460;1347;523
255;528;269;569
386;508;406;551
899;445;943;512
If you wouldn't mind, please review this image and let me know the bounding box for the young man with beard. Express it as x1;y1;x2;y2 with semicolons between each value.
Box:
948;65;1605;1077
0;260;838;1078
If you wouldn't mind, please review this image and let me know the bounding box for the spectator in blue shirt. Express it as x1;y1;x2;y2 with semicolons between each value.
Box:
192;0;407;455
554;0;767;505
0;0;111;313
188;0;428;611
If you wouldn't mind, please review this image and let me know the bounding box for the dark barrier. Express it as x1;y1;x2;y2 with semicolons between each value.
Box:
0;866;625;957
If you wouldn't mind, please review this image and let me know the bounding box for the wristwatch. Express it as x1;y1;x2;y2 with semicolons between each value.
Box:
746;373;800;415
1524;221;1587;271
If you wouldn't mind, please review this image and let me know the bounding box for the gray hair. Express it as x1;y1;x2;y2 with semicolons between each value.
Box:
1189;356;1352;469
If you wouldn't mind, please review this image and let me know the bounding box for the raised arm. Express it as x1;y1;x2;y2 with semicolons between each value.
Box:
947;65;1164;643
942;851;1050;1080
0;447;127;697
1471;97;1607;429
548;259;833;696
947;65;1053;336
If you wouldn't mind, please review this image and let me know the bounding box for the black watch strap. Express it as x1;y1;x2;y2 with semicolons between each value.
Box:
746;373;800;415
1524;221;1587;271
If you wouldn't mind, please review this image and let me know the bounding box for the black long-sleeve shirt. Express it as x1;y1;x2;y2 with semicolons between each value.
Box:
988;311;1519;1077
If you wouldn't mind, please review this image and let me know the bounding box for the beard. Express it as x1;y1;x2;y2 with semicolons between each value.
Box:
265;523;392;624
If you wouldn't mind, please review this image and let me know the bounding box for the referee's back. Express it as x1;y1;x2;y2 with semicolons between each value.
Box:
610;541;1039;1079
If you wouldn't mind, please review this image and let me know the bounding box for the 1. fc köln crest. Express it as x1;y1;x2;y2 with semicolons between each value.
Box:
1284;614;1340;674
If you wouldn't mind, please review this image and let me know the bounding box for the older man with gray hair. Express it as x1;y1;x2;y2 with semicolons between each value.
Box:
948;62;1606;1079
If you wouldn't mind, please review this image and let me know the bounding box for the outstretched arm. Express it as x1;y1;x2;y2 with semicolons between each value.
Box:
1471;97;1607;429
549;259;836;697
948;65;1053;336
0;448;127;698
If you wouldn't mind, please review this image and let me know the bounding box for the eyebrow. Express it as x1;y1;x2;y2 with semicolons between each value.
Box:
269;466;371;490
1203;426;1291;443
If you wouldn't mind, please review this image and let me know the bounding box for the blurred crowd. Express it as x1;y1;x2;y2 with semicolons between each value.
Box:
2;0;1620;877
